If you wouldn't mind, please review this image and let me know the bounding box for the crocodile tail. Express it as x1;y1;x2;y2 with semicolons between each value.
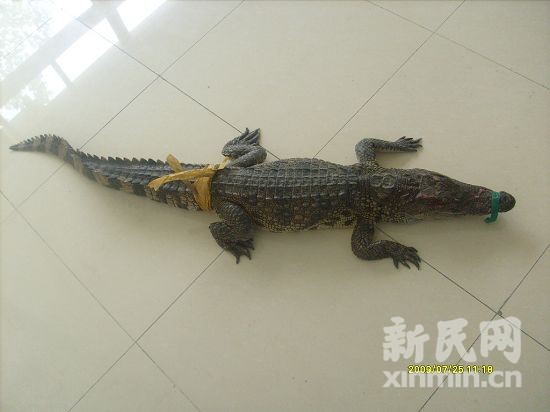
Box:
10;134;204;210
9;134;95;180
9;134;77;162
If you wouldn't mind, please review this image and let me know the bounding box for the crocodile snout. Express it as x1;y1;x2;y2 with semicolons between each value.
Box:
499;191;516;212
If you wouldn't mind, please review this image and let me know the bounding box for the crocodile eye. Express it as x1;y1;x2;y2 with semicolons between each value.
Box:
381;175;396;189
370;174;383;187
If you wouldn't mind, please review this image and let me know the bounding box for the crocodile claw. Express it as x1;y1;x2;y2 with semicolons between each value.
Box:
391;246;421;270
395;136;422;152
227;239;254;263
225;128;261;148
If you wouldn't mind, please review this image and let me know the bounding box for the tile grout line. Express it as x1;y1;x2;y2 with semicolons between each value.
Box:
15;76;159;210
74;0;245;80
155;78;281;160
12;203;158;412
153;0;280;160
78;77;159;150
75;24;158;78
421;260;497;314
13;207;135;341
72;1;279;160
0;190;17;211
68;0;280;160
156;76;280;160
1;14;53;60
314;33;423;158
496;243;550;313
159;0;246;76
135;251;224;342
67;342;137;411
158;76;241;132
434;0;466;33
419;244;550;410
497;313;550;352
418;311;500;411
0;190;18;223
419;309;549;411
314;1;465;159
376;226;498;315
366;0;435;33
496;244;550;351
52;0;159;77
369;0;549;91
312;31;433;158
435;32;550;91
127;254;231;411
66;252;223;412
16;163;66;209
137;342;202;412
381;228;550;352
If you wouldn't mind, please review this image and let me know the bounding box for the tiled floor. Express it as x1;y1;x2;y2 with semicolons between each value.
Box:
1;1;549;411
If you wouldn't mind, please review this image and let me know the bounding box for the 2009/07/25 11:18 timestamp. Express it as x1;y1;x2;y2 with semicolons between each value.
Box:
408;364;494;374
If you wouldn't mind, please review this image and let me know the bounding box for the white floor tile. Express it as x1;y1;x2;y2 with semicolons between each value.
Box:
75;0;240;73
1;8;73;82
48;0;95;19
0;0;53;58
0;212;131;411
439;0;550;88
1;16;156;145
140;228;495;411
371;0;461;31
73;345;197;412
502;247;550;348
424;320;550;411
319;35;550;310
164;0;430;158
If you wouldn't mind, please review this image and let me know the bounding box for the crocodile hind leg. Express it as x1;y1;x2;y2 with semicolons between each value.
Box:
222;128;267;167
351;219;420;269
210;200;255;263
355;137;422;163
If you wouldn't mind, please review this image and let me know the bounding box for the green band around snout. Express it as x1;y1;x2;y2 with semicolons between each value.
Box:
484;191;500;223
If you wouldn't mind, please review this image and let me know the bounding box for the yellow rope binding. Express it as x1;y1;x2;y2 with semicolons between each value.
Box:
147;154;230;211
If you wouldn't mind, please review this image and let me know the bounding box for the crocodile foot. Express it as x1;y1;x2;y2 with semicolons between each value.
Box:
394;136;422;152
222;128;261;154
389;244;421;269
225;238;254;263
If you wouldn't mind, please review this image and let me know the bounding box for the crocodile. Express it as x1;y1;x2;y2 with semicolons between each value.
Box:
10;129;515;268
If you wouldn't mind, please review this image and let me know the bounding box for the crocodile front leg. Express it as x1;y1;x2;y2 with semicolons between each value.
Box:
351;219;420;269
222;128;267;167
210;200;255;263
355;137;422;163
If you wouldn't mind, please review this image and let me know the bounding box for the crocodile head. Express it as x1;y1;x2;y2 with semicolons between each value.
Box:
402;170;515;220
